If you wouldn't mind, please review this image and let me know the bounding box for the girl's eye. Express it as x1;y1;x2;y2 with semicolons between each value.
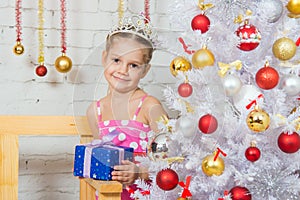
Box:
129;64;139;68
113;58;120;63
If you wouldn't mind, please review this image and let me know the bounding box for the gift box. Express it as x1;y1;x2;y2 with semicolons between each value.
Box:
73;141;134;180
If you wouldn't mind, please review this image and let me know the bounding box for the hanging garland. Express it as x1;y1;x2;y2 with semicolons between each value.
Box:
118;0;124;25
54;0;72;73
14;0;24;55
35;0;47;77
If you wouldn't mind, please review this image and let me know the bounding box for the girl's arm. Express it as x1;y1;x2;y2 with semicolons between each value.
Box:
86;102;100;139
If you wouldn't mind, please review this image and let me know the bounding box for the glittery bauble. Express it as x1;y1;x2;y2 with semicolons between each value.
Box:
201;153;225;176
286;0;300;15
176;116;196;138
156;168;179;191
198;114;218;134
233;85;262;112
277;132;300;154
272;37;297;61
223;74;242;96
282;75;300;96
192;48;215;69
235;23;261;51
55;54;72;73
229;186;252;200
191;14;210;33
246;108;270;133
13;42;24;55
147;133;170;161
259;0;283;23
245;146;261;162
178;82;193;97
255;65;279;90
170;56;192;77
36;65;47;77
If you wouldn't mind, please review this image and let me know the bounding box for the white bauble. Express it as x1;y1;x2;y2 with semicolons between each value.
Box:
222;74;242;96
259;0;283;23
176;116;196;138
233;85;262;111
282;75;300;96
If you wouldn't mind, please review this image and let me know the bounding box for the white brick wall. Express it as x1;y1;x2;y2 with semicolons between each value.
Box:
0;1;177;199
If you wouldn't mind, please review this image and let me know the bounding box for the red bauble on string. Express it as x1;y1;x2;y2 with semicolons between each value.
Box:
277;132;300;154
156;168;179;191
198;114;218;134
178;82;193;97
35;64;47;77
229;186;252;200
245;146;261;162
255;64;279;90
235;21;261;51
191;14;210;33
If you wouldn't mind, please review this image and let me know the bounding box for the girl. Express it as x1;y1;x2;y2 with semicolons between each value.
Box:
86;15;167;199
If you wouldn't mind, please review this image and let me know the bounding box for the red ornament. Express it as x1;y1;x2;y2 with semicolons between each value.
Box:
198;114;218;134
191;14;210;33
255;64;279;90
235;21;261;51
156;168;179;191
278;132;300;154
36;65;47;77
245;146;261;162
229;186;252;200
178;82;193;97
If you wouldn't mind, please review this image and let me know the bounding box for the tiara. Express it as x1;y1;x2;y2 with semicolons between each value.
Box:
108;15;159;49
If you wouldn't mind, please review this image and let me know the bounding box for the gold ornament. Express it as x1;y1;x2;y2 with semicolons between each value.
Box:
286;0;300;15
201;153;225;176
177;198;192;200
13;41;24;55
246;106;270;132
55;54;73;73
170;56;192;77
192;46;215;69
272;37;297;61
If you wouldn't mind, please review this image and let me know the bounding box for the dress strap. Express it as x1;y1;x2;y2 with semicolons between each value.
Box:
96;100;102;122
132;94;148;120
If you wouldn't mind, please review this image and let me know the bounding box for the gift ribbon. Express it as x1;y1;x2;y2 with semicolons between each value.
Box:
82;130;119;177
179;176;192;198
213;147;227;161
217;60;242;77
198;0;214;11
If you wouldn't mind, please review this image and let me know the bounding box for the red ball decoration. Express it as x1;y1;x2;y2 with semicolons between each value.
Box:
245;146;261;162
35;65;47;77
229;186;252;200
235;22;261;51
198;114;218;134
255;65;279;90
178;82;193;97
277;132;300;154
191;14;210;33
156;168;179;191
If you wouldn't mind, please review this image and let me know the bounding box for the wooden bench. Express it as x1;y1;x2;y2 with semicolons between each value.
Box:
0;115;122;200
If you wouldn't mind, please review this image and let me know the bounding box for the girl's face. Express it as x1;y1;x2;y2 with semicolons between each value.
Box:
102;37;150;94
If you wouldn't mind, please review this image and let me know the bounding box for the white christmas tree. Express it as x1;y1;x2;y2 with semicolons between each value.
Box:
133;0;300;199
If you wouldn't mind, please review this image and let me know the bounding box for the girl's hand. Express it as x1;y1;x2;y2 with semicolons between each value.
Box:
111;160;139;185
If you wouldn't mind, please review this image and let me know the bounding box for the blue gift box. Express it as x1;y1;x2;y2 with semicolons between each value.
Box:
73;142;134;180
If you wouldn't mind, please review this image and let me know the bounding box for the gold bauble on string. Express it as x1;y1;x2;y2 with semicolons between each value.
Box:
55;54;72;73
201;153;225;176
246;106;270;132
13;41;24;55
192;46;215;69
170;56;192;77
272;37;297;61
286;0;300;15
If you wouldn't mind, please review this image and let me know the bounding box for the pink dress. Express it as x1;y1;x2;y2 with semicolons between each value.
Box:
96;95;151;200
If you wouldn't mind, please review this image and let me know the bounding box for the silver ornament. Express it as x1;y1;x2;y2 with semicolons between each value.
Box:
222;74;242;96
259;0;283;23
176;116;196;138
282;75;300;96
147;133;170;161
